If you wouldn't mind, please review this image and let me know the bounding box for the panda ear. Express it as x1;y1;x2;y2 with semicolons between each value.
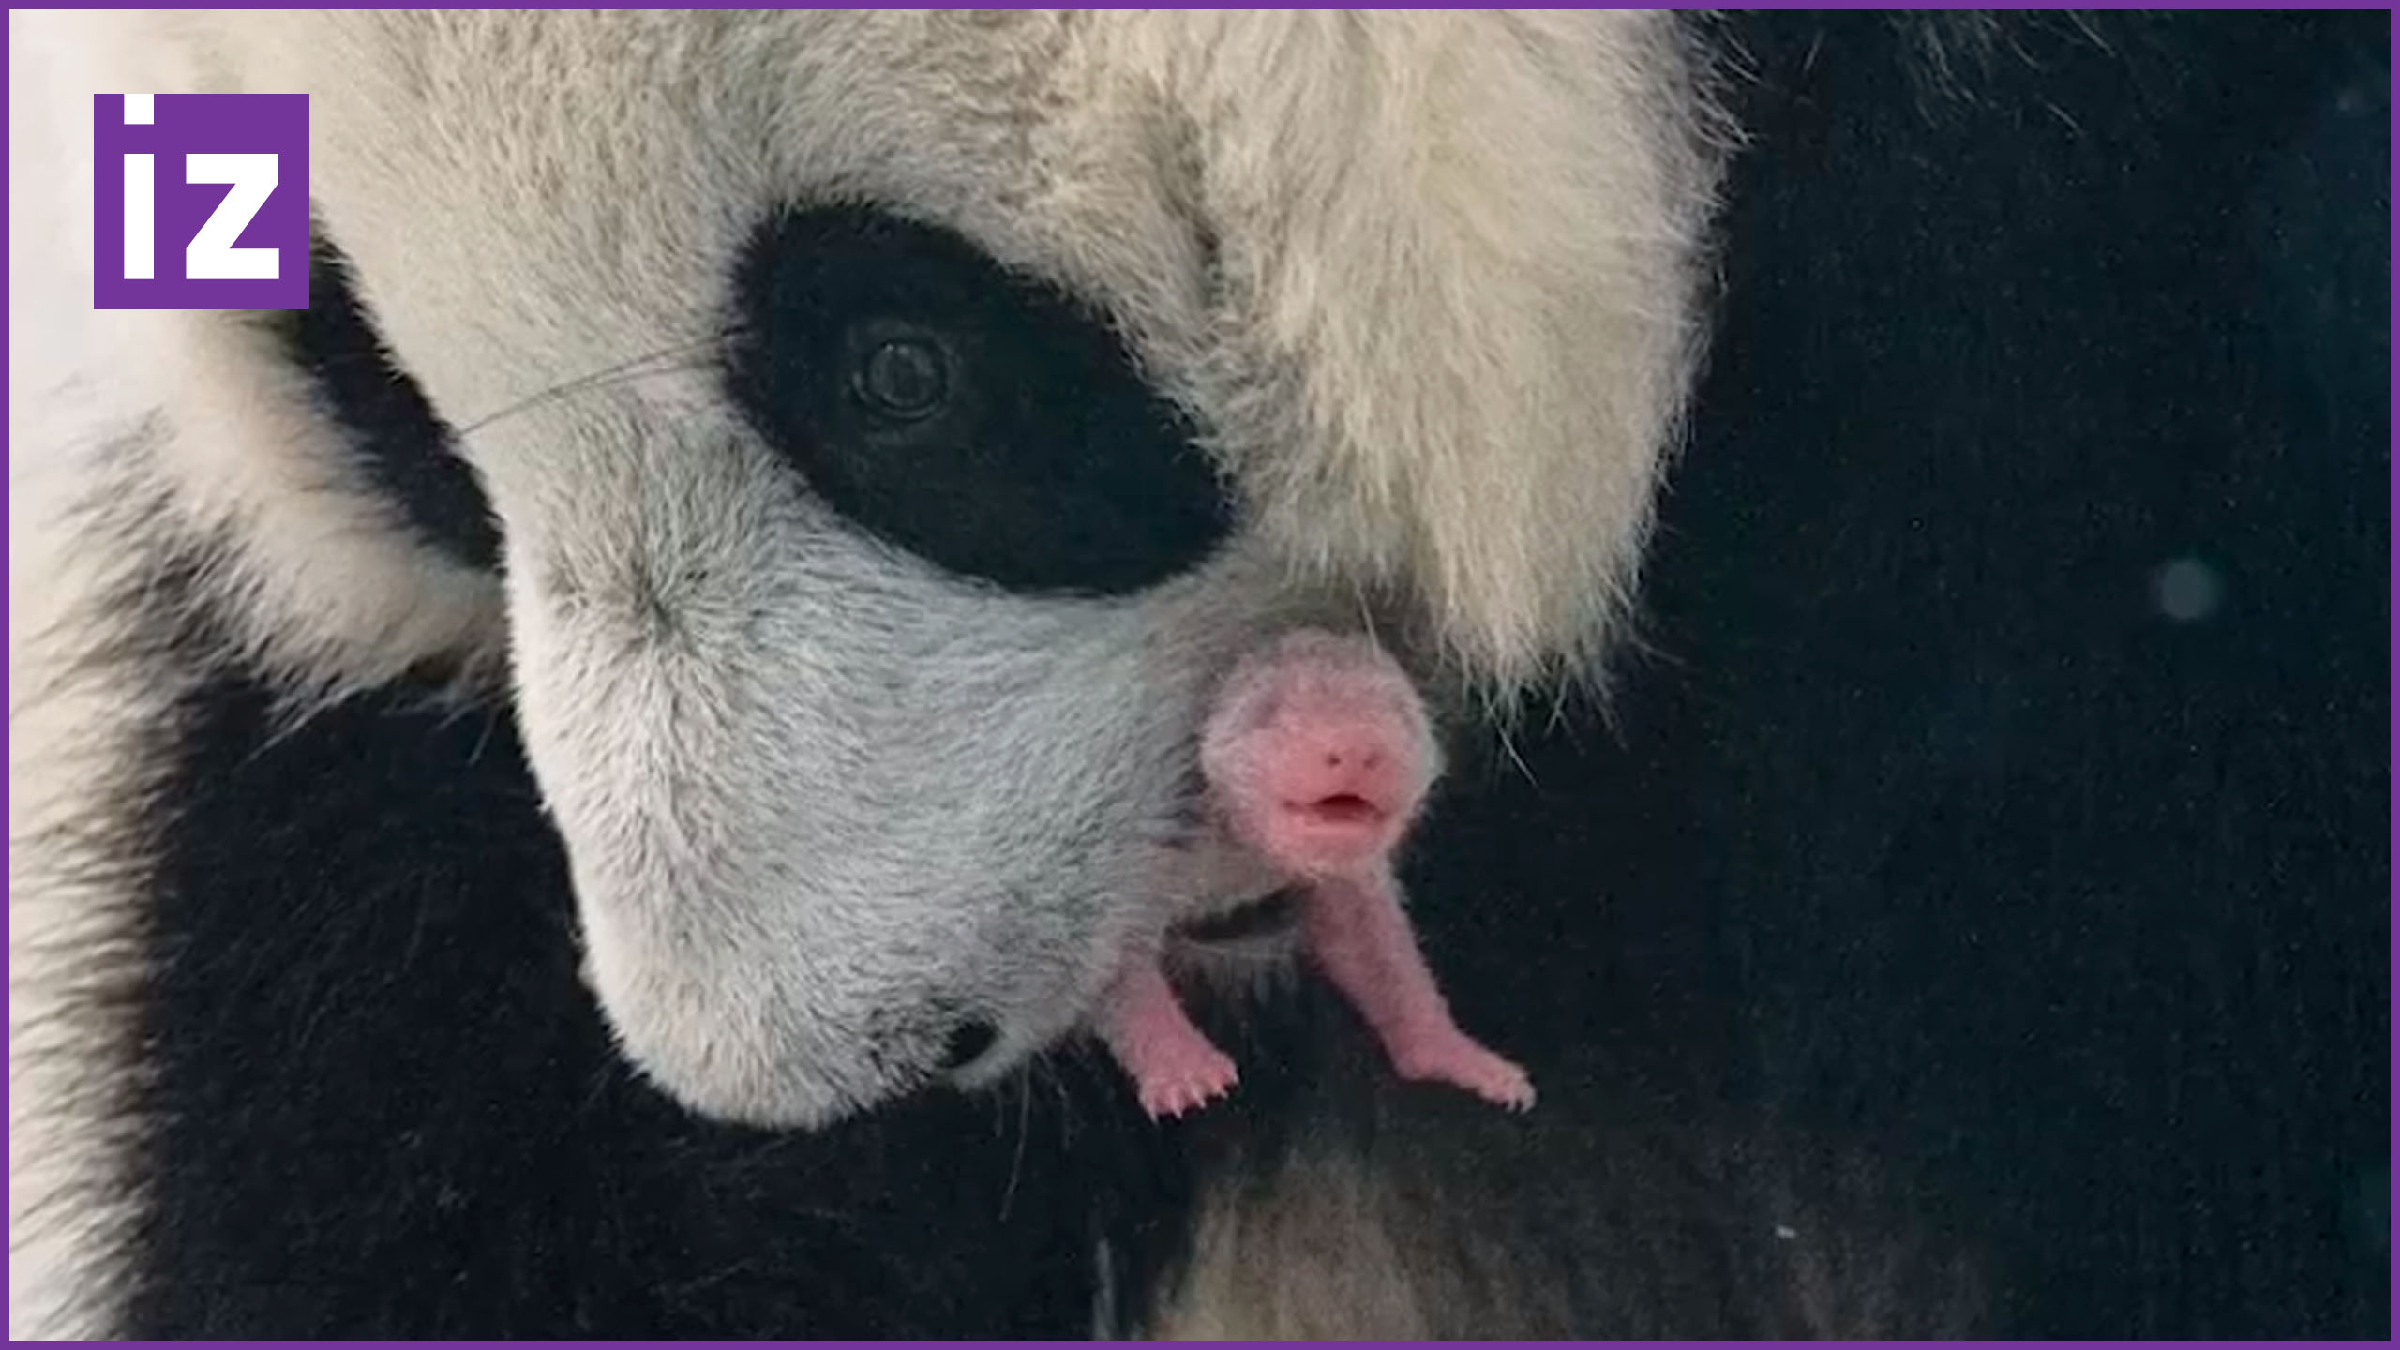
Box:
1093;11;1728;701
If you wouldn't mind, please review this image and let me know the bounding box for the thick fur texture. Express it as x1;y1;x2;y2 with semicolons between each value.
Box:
25;9;1717;1134
11;7;2387;1340
14;7;1721;1332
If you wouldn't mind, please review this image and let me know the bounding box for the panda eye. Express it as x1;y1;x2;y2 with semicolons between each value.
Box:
850;334;951;423
723;205;1234;596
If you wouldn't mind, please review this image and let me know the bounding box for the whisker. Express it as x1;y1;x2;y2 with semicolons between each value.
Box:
458;358;724;447
998;1071;1033;1221
451;330;740;442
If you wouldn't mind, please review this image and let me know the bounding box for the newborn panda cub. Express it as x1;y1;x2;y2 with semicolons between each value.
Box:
1098;630;1536;1118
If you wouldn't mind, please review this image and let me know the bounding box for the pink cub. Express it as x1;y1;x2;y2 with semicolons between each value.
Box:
1097;630;1536;1119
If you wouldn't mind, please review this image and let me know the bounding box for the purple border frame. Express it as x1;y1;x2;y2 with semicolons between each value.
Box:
0;5;2391;1346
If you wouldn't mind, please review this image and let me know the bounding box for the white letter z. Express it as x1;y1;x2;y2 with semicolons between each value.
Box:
183;152;281;281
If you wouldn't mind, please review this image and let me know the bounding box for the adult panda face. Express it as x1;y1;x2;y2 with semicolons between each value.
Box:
183;9;1718;1128
444;193;1306;1130
495;200;1299;1128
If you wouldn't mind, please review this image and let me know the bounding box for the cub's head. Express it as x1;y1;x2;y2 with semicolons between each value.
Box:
132;9;1720;1127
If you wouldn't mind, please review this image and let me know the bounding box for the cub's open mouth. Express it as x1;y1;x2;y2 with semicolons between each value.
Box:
1292;792;1381;826
1172;888;1302;946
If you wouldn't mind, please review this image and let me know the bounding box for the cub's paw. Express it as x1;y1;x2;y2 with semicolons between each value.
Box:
1393;1035;1536;1113
1134;1044;1241;1120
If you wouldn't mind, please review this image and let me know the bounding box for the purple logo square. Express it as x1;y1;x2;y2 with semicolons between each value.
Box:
92;93;310;311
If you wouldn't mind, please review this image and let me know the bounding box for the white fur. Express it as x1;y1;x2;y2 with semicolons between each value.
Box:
176;9;1723;697
9;9;1725;1334
12;10;504;701
1089;11;1727;691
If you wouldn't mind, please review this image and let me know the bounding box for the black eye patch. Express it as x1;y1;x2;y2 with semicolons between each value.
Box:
722;206;1234;596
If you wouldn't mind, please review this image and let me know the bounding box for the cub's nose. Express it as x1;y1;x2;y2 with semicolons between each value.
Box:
1268;728;1411;819
1250;725;1420;872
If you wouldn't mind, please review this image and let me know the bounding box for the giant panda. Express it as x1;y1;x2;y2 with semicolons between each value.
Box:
10;9;2387;1339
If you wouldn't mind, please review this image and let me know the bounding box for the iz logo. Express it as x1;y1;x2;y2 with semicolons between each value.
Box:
93;93;309;310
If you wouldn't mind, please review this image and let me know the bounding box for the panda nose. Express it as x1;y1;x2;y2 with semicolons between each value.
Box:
940;1020;1000;1072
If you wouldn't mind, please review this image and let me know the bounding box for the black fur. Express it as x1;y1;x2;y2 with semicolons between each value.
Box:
724;205;1234;597
111;572;1200;1337
71;10;2389;1338
1586;9;2386;1335
264;238;500;573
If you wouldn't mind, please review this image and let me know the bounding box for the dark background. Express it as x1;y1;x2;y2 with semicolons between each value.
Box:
1407;9;2390;1336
